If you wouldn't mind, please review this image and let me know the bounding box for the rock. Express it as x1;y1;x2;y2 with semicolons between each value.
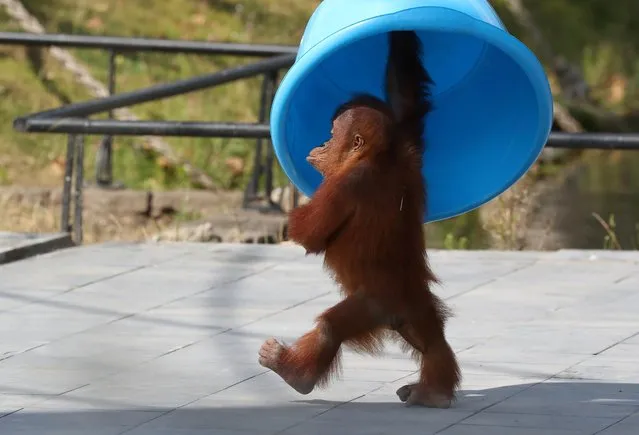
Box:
151;222;221;243
270;185;310;213
225;157;245;177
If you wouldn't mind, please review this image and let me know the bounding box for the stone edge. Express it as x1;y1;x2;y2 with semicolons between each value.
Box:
0;233;75;265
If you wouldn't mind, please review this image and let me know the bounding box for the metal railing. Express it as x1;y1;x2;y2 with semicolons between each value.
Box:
1;32;297;243
2;31;639;245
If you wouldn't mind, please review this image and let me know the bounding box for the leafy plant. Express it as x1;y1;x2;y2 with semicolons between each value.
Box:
592;212;622;250
443;233;469;250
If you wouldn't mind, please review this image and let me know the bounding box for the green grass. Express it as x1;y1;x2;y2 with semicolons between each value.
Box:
2;0;639;191
2;0;639;249
0;0;318;189
494;0;639;112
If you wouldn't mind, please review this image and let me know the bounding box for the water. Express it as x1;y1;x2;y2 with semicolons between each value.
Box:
538;150;639;250
427;150;639;251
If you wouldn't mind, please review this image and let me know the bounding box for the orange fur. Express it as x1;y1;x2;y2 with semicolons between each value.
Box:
259;31;460;407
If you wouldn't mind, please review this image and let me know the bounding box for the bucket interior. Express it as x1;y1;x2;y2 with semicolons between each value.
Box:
283;30;541;221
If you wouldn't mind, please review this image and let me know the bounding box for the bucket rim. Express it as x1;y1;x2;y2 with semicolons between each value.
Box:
270;6;553;223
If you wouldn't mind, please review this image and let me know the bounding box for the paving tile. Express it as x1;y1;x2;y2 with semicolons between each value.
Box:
596;413;639;435
438;424;587;435
127;428;255;435
556;360;639;383
484;382;639;418
130;404;323;434
462;411;618;432
0;409;162;435
0;244;637;434
290;399;472;434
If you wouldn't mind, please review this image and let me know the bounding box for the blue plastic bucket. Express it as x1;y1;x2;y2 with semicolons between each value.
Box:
270;0;553;222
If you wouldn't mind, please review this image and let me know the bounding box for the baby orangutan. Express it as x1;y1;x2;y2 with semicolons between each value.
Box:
258;31;460;407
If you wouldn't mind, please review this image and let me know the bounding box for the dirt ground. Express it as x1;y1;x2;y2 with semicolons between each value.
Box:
0;186;289;245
